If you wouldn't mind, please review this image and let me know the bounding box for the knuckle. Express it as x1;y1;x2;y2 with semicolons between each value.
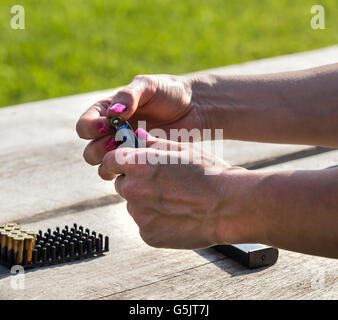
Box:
102;151;114;169
122;181;138;200
76;120;89;140
115;88;136;102
83;144;99;166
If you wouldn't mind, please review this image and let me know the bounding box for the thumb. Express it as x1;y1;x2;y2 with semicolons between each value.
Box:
106;75;157;121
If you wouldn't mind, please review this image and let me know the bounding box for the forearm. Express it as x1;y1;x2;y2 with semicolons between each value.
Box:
188;63;338;147
234;168;338;258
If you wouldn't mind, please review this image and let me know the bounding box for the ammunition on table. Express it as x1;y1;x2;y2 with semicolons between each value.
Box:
6;223;17;228
7;234;15;251
27;232;36;248
1;231;10;249
6;234;15;264
13;237;24;264
10;230;21;236
1;223;109;269
24;235;35;262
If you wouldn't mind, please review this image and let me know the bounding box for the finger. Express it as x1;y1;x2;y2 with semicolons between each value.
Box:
83;135;121;166
76;98;115;140
114;174;126;198
135;128;181;151
106;75;157;121
98;164;119;181
100;148;139;177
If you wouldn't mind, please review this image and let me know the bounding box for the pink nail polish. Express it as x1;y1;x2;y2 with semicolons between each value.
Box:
135;128;149;139
108;103;126;114
97;122;109;134
105;137;119;151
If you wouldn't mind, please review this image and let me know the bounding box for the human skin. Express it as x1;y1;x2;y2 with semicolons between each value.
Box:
76;63;338;258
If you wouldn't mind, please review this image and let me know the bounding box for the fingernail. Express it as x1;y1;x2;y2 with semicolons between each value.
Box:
97;122;109;134
105;137;119;151
108;103;126;114
135;128;149;139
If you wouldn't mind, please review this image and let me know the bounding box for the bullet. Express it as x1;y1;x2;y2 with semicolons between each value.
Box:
110;116;124;128
45;243;51;258
20;228;29;234
87;239;92;254
51;246;56;262
27;231;36;248
63;239;69;256
35;244;42;261
32;249;38;264
7;234;15;265
105;236;109;251
78;240;83;256
13;226;22;231
60;244;65;259
99;233;103;251
96;238;101;253
69;242;74;258
42;247;47;263
6;223;17;228
7;234;15;251
13;236;24;264
4;227;14;232
24;235;35;263
1;231;10;259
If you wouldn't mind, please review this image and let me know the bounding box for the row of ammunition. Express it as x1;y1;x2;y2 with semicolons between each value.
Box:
35;224;109;261
0;223;109;269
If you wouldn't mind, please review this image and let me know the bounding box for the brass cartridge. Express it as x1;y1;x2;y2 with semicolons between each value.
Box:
1;231;10;249
7;234;15;252
6;223;17;228
27;231;36;248
13;237;24;264
24;235;34;262
20;228;29;234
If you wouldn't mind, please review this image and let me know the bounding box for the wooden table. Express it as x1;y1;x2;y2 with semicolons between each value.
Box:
0;46;337;300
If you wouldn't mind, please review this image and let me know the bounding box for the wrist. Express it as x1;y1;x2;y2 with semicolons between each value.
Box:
214;168;271;245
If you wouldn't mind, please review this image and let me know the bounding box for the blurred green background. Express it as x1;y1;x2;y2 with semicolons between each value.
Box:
0;0;337;108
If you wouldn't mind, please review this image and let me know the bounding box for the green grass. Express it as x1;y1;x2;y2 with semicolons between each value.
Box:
0;0;337;107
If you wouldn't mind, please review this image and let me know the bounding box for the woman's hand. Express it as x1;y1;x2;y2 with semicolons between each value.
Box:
95;129;265;249
76;74;206;142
